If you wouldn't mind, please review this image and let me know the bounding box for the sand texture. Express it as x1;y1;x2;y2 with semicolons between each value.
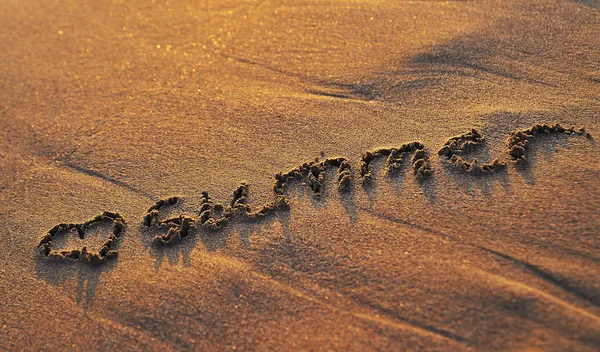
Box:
1;0;600;350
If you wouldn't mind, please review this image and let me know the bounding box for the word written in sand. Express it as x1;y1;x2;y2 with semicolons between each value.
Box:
144;187;290;246
37;123;592;264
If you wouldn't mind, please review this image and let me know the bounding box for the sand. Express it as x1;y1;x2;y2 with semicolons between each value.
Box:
1;0;599;350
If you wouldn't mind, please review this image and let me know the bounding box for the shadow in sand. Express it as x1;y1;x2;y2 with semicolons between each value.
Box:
401;32;558;91
361;181;377;207
433;133;512;197
290;166;359;223
386;161;409;197
283;170;330;211
418;175;438;204
142;162;362;269
143;225;201;269
233;210;292;253
34;221;125;311
447;166;511;199
360;158;386;207
340;184;359;223
237;219;274;249
514;133;593;185
573;0;600;9
363;152;439;205
144;202;292;269
34;252;118;312
438;150;511;198
138;198;206;269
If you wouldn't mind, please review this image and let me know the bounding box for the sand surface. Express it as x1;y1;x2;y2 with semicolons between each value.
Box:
1;0;600;350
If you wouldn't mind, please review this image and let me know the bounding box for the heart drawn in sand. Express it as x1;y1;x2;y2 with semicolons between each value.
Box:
38;211;127;265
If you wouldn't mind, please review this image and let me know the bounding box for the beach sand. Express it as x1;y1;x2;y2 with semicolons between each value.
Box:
1;0;599;350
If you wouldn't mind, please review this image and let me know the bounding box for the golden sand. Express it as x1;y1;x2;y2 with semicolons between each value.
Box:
1;0;599;350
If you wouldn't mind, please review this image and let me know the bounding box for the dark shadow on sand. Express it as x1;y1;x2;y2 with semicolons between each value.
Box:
34;224;122;312
514;132;594;185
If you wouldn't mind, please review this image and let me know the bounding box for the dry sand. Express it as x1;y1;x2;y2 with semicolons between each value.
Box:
1;0;600;350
